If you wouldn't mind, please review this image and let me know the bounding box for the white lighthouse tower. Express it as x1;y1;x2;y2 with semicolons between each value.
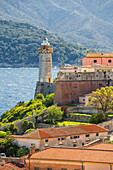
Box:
38;38;53;83
34;38;55;98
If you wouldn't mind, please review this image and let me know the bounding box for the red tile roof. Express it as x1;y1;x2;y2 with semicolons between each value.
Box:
38;130;51;138
77;124;107;133
88;143;113;150
25;147;113;163
13;125;108;139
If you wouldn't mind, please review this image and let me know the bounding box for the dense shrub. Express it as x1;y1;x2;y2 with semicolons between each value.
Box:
22;120;35;132
0;131;7;138
5;124;18;134
16;146;29;157
89;113;107;124
44;93;55;107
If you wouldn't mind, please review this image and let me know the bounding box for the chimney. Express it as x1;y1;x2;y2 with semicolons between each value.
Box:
30;143;35;154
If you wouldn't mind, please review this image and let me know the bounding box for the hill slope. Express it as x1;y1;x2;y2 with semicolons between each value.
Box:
0;20;94;67
0;0;113;51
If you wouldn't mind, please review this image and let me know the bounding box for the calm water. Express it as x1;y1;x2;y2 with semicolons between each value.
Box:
0;68;59;115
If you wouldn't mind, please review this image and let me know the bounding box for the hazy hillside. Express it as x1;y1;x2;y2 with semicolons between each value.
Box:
0;20;94;67
0;0;113;51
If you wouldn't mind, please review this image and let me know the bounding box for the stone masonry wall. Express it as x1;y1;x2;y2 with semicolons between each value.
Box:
54;80;113;105
34;81;55;98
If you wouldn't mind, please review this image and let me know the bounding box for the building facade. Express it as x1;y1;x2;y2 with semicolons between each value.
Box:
82;53;113;67
13;125;108;150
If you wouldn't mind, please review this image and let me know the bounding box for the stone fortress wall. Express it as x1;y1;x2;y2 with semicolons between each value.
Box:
54;71;113;105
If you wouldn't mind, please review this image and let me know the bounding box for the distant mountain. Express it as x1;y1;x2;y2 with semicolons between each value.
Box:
0;0;113;51
0;20;94;67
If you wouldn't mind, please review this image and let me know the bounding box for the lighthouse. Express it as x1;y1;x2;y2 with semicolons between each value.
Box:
34;38;55;98
38;38;53;83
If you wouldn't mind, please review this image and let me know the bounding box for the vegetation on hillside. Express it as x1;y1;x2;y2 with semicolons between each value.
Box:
0;0;113;50
0;93;54;125
0;20;95;67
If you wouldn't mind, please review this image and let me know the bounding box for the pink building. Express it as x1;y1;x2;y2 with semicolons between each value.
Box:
82;53;113;66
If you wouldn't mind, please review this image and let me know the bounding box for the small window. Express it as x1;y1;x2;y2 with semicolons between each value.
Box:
73;136;77;139
83;99;85;101
86;134;90;137
82;143;84;146
58;138;60;141
47;168;52;170
108;60;111;63
78;136;80;138
45;139;48;142
73;144;76;147
94;60;97;63
99;83;102;86
70;136;73;139
96;133;99;136
34;168;39;170
61;138;64;140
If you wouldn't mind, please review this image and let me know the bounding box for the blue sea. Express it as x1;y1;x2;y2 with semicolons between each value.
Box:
0;68;59;116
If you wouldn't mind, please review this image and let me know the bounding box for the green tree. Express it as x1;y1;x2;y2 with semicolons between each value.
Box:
28;121;35;129
46;106;63;124
5;124;18;134
6;145;19;157
22;120;35;132
16;146;29;157
22;120;29;131
89;113;107;124
44;93;54;107
87;86;113;116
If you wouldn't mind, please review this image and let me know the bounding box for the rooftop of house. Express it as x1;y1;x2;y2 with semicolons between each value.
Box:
0;163;24;170
87;53;113;58
13;125;108;139
24;147;113;164
87;143;113;150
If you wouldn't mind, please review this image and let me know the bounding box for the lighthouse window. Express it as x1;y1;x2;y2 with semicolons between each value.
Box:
108;60;111;63
48;78;51;82
94;60;97;63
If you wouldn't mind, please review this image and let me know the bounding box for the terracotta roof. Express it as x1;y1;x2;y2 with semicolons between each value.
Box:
77;125;107;133
13;125;107;139
38;130;51;138
0;163;24;170
88;143;113;150
26;147;113;163
87;53;113;58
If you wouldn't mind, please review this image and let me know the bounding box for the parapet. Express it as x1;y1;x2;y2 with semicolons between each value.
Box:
57;71;113;81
